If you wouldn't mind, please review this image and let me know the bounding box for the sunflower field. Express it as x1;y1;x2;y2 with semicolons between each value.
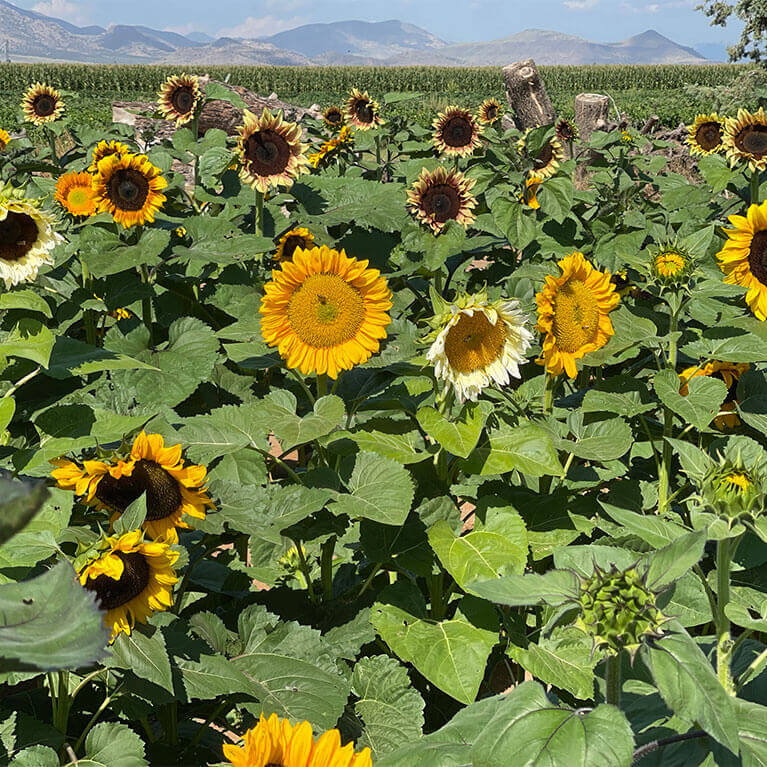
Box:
2;75;767;767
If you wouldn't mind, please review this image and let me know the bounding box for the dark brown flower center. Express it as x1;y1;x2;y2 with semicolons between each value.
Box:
749;230;767;285
108;168;150;212
442;115;473;148
696;121;722;150
421;183;461;222
484;104;498;120
535;142;554;169
245;129;291;176
0;211;38;263
32;94;56;117
171;86;195;115
557;121;575;141
353;99;374;124
281;235;306;261
85;551;151;610
95;460;183;522
325;109;343;124
735;125;767;158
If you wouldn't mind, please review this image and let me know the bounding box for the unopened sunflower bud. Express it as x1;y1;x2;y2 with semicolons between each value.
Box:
700;455;765;521
650;242;693;285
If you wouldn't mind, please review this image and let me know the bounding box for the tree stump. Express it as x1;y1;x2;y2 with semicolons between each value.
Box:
502;59;556;132
574;93;610;143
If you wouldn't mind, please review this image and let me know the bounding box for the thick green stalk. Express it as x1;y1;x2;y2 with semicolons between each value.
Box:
81;261;97;346
317;373;328;399
543;371;555;415
292;538;318;604
716;537;736;694
751;170;761;206
605;653;622;707
254;189;264;237
320;536;336;600
139;264;154;347
658;311;679;514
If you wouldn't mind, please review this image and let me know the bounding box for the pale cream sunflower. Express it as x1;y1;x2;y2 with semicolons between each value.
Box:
687;113;725;156
432;106;482;158
323;105;345;130
55;171;97;217
157;73;202;126
679;361;749;429
724;108;767;172
406;166;477;233
477;98;503;125
518;129;565;180
344;89;384;131
21;83;65;125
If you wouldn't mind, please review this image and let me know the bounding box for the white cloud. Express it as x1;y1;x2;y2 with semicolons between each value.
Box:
32;0;90;25
563;0;599;9
218;15;306;39
164;23;204;36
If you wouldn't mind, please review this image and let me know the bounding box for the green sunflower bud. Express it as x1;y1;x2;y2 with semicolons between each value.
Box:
699;453;765;522
649;242;694;286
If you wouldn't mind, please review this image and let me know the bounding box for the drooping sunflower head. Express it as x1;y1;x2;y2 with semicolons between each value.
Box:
260;245;393;379
344;88;384;131
724;108;767;172
687;113;725;157
275;227;315;263
0;129;11;152
536;251;620;379
432;106;483;158
0;197;63;289
79;530;179;641
406;166;478;234
223;713;372;767
425;290;533;403
555;118;579;143
88;140;130;173
518;129;565;180
323;105;345;129
679;360;749;430
21;83;65;125
477;98;503;125
236;109;309;193
650;242;693;285
92;152;167;229
717;200;767;321
55;172;97;218
157;73;202;126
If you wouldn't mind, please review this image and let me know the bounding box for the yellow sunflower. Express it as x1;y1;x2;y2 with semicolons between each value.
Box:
55;172;97;217
79;530;179;641
21;83;65;126
260;245;392;379
157;73;202;126
717;200;767;320
555;119;579;143
406;166;477;233
344;89;384;131
88;140;130;173
275;227;315;263
0;196;63;289
323;105;345;130
522;174;543;210
432;106;483;158
651;243;693;284
679;361;749;429
224;713;372;767
92;152;167;229
426;290;533;403
724;108;767;172
721;472;752;493
52;458;135;503
477;98;503;125
536;251;620;378
687;113;725;157
237;109;309;194
0;129;11;152
518;129;565;180
308;125;353;168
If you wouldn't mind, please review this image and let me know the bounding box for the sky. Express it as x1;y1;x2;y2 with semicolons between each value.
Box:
13;0;742;48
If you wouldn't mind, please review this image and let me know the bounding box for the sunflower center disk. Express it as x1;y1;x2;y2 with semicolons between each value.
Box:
423;184;460;222
444;312;507;374
656;252;684;277
282;236;305;261
552;278;600;353
95;460;183;521
737;126;767;157
171;87;194;115
748;230;767;285
0;211;38;262
443;117;472;148
287;273;365;348
68;188;91;212
354;101;374;123
245;130;291;175
33;94;55;117
697;122;722;150
535;143;554;169
86;551;151;610
109;169;150;212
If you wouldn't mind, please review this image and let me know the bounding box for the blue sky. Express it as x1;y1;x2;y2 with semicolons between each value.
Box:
15;0;741;48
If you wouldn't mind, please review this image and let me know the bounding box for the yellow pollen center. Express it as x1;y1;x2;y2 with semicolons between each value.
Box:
444;311;507;374
287;273;365;348
656;251;684;277
67;187;92;212
552;278;599;354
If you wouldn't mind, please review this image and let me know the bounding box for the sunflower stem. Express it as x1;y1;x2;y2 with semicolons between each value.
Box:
48;670;71;734
604;653;622;707
543;371;556;416
254;189;264;237
292;538;318;604
316;373;328;399
139;264;154;347
658;308;679;515
81;261;97;347
715;535;740;695
751;170;761;206
320;535;336;600
45;126;58;167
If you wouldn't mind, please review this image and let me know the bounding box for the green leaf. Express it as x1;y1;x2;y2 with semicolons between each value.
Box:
204;81;247;107
559;418;633;462
0;562;108;671
10;746;59;767
0;474;48;546
644;530;706;590
46;337;157;379
3;319;55;368
0;397;14;435
416;401;492;459
176;654;253;701
541;176;574;223
0;290;52;317
600;502;688;548
77;722;147;767
698;154;734;193
654;368;727;431
492;197;536;250
80;227;169;277
737;699;767;767
260;391;345;448
108;627;173;693
666;438;715;482
352;655;425;756
199;146;234;187
332;452;414;526
469;570;579;607
113;493;147;536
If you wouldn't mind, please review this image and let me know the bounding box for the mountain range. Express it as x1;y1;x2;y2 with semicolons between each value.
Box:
0;0;713;66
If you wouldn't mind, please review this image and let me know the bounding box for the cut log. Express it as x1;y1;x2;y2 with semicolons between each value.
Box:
641;114;660;135
574;93;610;143
502;59;556;131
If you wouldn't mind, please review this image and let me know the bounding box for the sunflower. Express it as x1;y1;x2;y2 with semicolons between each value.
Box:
651;243;693;284
79;530;179;641
308;125;353;168
0;129;11;152
224;713;372;767
620;130;634;145
477;98;503;125
54;172;97;217
275;227;315;263
407;166;477;233
260;245;392;379
555;119;579;143
237;109;309;194
344;89;384;131
0;197;63;289
21;83;65;125
522;174;542;210
88;140;130;173
687;113;725;157
92;152;167;229
157;73;201;126
679;361;749;429
721;472;752;493
323;105;344;130
426;291;533;403
717;200;767;320
51;458;135;503
432;106;483;158
536;251;620;378
517;129;565;180
724;108;767;172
